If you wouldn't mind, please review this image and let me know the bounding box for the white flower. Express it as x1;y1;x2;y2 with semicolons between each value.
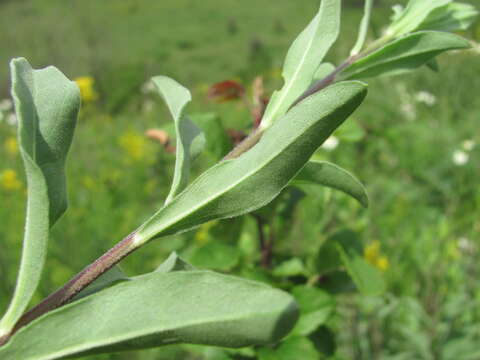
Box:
0;99;13;112
414;91;436;106
452;150;469;166
322;136;339;151
6;113;17;126
462;139;475;151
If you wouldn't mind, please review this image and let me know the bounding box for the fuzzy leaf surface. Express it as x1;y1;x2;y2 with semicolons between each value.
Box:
386;0;451;37
417;2;479;32
135;81;367;244
341;31;470;79
260;0;341;128
0;58;79;334
152;76;205;204
0;271;299;360
291;160;368;207
350;0;373;55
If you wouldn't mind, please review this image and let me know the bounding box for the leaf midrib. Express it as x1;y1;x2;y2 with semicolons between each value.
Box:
139;93;337;241
346;31;467;76
262;15;320;126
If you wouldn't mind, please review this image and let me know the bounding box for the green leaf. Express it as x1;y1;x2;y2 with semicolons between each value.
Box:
341;31;470;80
315;229;361;276
0;271;299;360
291;161;369;207
426;58;440;73
316;229;385;295
350;0;374;55
134;81;367;245
260;0;341;129
76;253;193;301
189;242;241;271
258;337;318;360
334;118;365;142
190;112;232;161
336;242;386;296
386;0;451;37
290;286;335;336
417;2;479;32
308;326;336;356
152;76;205;204
273;258;307;278
0;58;80;335
155;251;195;273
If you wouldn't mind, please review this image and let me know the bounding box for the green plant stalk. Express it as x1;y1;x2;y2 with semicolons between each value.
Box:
0;232;138;346
0;32;392;348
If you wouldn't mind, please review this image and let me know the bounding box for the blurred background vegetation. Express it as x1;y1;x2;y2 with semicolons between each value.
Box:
0;0;479;359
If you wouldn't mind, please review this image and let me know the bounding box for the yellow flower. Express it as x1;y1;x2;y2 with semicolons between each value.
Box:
375;256;390;271
1;169;22;191
364;240;389;271
74;76;98;102
118;131;147;162
364;240;381;264
4;137;18;156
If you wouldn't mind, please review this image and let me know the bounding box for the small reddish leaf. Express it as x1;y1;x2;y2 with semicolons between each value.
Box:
207;80;245;102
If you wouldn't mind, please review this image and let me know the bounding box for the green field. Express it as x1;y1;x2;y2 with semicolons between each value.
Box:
1;0;479;359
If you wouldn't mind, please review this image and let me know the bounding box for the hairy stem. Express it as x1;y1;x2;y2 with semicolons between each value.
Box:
223;127;263;160
0;231;139;346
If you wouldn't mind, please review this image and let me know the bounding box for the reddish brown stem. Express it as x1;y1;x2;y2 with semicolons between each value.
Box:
0;231;138;346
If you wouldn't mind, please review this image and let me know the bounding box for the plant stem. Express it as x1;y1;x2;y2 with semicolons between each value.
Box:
253;215;273;269
0;231;138;346
223;127;263;160
223;54;363;161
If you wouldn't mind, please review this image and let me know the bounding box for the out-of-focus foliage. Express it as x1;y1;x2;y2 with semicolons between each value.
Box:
0;0;479;359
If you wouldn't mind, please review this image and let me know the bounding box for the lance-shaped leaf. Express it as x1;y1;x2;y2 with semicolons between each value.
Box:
134;81;367;245
152;76;205;204
340;31;470;80
417;2;479;33
291;161;368;207
350;0;374;56
386;0;451;37
0;271;299;360
0;58;79;336
260;0;341;129
316;229;386;295
290;286;335;336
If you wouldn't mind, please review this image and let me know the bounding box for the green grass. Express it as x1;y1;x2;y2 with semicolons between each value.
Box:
1;0;479;359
